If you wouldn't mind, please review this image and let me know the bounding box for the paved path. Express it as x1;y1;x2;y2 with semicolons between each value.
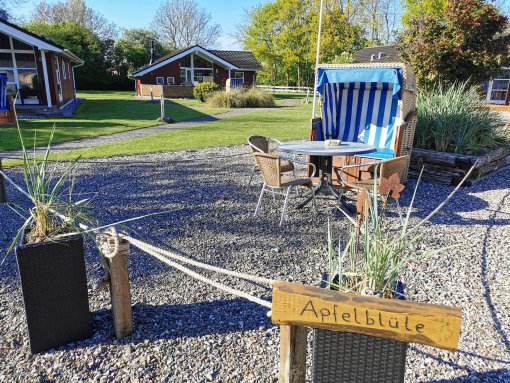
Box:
1;100;297;158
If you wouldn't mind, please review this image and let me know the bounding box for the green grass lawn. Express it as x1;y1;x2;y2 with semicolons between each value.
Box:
26;100;313;162
0;91;228;152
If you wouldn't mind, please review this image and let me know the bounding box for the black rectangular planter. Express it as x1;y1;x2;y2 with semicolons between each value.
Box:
311;329;407;383
16;234;92;353
312;275;407;382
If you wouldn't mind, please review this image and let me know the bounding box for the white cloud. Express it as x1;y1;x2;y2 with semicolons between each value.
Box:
216;35;243;50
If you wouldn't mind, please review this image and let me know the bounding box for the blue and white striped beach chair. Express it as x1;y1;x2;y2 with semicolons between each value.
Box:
311;63;417;183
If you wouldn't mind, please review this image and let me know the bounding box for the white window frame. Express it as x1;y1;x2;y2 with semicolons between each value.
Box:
485;68;510;104
67;62;71;79
54;57;63;102
156;76;164;85
167;76;175;85
0;35;38;103
62;60;67;79
234;71;244;80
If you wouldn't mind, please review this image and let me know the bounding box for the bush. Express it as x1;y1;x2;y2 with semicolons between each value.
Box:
415;81;507;154
206;88;275;108
193;82;220;102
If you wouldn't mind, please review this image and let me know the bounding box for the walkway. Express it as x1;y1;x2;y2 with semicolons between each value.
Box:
1;100;297;158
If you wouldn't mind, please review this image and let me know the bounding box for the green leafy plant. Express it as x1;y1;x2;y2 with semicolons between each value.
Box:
6;124;94;255
193;81;220;102
415;81;507;154
326;171;453;299
206;88;275;108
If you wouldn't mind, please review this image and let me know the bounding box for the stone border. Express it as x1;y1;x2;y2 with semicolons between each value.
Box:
410;147;510;186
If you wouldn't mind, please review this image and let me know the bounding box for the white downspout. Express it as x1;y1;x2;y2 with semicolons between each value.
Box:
71;60;85;100
40;50;53;108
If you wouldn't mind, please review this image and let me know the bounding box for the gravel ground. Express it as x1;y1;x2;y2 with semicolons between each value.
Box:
0;144;509;382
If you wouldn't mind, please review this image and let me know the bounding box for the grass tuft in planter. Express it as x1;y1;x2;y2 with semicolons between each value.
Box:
313;170;454;382
206;88;275;108
415;81;507;154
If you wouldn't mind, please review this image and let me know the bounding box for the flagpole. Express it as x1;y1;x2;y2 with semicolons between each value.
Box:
311;0;324;119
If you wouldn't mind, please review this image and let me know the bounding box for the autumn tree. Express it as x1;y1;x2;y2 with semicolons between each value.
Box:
152;0;221;48
398;0;509;87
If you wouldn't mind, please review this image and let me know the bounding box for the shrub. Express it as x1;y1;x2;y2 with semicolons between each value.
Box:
206;88;275;108
415;81;507;154
193;82;220;102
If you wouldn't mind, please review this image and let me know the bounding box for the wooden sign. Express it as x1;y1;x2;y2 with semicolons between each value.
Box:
272;282;462;351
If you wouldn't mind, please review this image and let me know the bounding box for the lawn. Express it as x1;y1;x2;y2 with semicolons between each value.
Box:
31;99;313;161
0;91;228;152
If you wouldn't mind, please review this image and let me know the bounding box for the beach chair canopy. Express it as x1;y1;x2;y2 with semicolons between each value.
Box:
0;73;9;112
315;64;415;160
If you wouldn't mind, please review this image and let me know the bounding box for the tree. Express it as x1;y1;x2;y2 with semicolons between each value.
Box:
32;0;118;41
24;21;126;89
398;0;509;87
401;0;448;26
152;0;222;48
0;0;27;20
113;29;170;76
237;0;366;86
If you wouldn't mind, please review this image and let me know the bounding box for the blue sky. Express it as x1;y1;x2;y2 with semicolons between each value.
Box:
13;0;266;49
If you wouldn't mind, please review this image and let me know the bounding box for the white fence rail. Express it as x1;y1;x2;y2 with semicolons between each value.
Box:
256;85;312;93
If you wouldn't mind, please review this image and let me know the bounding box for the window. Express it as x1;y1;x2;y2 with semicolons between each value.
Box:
67;63;71;79
156;77;164;85
62;60;67;79
234;72;244;80
193;55;212;68
14;53;36;68
194;69;213;83
167;77;175;85
54;58;63;102
12;38;32;50
180;69;186;83
0;52;13;67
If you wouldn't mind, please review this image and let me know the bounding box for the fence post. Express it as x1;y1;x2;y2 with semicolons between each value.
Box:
305;89;310;104
278;325;307;383
160;85;165;119
106;237;133;339
0;158;7;203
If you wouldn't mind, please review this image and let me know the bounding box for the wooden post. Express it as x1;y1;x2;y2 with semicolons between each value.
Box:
150;85;154;102
305;88;310;104
0;159;7;203
160;86;165;119
278;325;307;383
107;237;133;339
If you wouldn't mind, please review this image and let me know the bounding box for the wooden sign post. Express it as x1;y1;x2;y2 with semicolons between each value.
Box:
0;159;7;203
272;282;462;383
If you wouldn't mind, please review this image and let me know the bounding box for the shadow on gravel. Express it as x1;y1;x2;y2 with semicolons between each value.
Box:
426;368;510;382
71;298;273;351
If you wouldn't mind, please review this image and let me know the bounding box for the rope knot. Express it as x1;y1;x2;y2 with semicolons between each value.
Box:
97;226;120;259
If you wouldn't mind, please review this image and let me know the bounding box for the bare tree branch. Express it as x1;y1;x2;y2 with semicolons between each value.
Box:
152;0;222;48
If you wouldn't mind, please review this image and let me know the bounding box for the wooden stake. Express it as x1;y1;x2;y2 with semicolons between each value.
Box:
108;238;133;339
0;159;7;203
278;325;307;383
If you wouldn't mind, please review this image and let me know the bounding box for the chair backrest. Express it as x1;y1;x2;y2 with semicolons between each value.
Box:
322;82;400;151
253;153;281;187
248;135;269;154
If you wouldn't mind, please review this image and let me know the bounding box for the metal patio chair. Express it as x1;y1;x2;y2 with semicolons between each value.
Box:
247;135;295;187
334;155;410;222
253;153;318;226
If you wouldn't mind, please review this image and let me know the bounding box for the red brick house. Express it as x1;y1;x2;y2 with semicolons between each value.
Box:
0;19;83;109
130;45;263;97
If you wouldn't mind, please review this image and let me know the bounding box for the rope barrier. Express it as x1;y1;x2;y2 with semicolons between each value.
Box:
122;235;276;286
0;167;274;309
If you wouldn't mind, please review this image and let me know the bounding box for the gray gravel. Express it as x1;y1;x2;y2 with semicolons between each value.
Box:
0;144;509;382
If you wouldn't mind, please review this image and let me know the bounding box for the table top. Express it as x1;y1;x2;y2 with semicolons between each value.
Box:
278;141;377;156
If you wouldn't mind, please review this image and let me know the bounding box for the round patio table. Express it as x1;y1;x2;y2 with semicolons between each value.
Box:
278;141;377;209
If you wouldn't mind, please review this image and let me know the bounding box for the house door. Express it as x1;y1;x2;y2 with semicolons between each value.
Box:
486;69;510;104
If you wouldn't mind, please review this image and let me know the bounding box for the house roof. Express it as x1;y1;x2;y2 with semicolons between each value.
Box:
208;50;263;71
131;45;262;76
353;45;402;63
0;19;83;63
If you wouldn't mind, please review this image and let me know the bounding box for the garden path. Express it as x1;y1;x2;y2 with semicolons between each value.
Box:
1;99;298;158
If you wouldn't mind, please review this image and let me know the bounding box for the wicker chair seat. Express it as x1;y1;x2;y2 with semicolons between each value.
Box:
280;160;295;173
280;176;313;188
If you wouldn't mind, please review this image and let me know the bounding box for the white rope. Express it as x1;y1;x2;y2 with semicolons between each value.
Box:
122;234;276;286
1;168;274;308
97;227;120;259
126;238;272;308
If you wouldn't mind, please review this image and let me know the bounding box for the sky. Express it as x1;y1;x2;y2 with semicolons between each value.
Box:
12;0;266;50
